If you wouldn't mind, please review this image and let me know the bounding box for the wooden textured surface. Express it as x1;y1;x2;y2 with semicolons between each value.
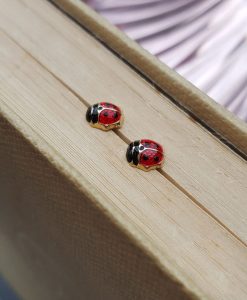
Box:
0;0;247;299
53;0;247;155
1;0;247;244
0;112;198;300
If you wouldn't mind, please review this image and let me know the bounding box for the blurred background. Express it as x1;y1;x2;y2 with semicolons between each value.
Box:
87;0;247;122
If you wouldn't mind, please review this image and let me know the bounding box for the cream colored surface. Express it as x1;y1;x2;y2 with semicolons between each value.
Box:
0;0;246;244
53;0;247;155
0;0;247;299
0;21;247;300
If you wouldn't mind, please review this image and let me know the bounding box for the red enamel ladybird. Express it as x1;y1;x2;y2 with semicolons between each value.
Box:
86;102;123;131
126;139;164;171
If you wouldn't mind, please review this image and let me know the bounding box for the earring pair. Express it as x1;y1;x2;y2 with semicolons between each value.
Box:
86;102;164;172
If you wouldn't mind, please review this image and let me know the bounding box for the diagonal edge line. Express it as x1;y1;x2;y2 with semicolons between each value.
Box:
115;129;247;248
1;25;246;249
48;0;247;161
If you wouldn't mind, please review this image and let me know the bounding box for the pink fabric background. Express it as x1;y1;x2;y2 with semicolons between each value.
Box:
88;0;247;122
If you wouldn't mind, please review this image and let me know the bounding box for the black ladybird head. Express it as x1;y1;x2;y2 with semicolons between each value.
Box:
86;107;92;122
86;104;99;124
126;142;134;163
126;141;140;166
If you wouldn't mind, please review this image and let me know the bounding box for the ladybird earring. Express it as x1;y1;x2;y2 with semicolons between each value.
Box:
86;102;123;131
126;139;164;171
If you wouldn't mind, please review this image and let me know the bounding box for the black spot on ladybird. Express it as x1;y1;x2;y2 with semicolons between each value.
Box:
143;154;149;161
104;112;108;117
114;112;118;119
154;156;159;162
